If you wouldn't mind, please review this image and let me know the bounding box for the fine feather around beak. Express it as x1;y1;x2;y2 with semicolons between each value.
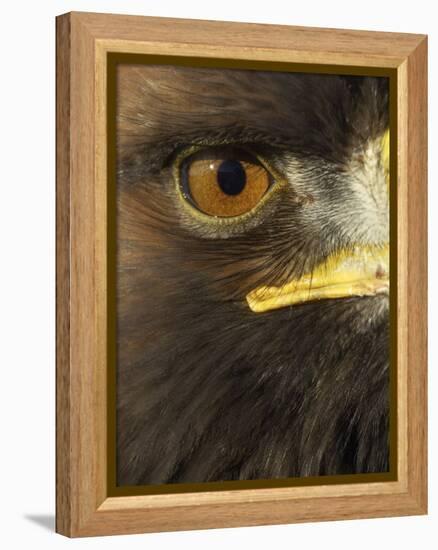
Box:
247;129;390;314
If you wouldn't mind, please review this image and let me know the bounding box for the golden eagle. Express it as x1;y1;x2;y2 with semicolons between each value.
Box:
116;65;390;485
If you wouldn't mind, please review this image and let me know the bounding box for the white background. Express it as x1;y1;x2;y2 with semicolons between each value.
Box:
0;0;435;547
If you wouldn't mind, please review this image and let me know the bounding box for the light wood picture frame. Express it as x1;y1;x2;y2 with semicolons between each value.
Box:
56;11;427;537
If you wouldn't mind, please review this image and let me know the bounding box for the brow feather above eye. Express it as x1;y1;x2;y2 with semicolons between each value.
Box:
117;130;291;185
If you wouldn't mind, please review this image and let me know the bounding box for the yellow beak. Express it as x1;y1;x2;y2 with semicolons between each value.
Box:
246;245;389;313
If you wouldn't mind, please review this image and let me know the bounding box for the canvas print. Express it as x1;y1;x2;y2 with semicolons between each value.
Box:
114;63;390;487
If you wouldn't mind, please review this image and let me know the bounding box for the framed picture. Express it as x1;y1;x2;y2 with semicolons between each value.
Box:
56;12;428;537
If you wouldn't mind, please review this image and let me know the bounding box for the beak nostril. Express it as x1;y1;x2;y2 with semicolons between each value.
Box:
376;264;387;279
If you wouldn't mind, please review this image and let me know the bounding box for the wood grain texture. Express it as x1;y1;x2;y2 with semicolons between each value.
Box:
406;37;428;511
55;13;71;537
396;60;409;488
56;11;428;537
74;11;423;67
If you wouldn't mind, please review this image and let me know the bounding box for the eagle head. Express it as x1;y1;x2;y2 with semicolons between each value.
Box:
116;65;390;485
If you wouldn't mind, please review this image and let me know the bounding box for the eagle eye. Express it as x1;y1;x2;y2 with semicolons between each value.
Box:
177;147;274;218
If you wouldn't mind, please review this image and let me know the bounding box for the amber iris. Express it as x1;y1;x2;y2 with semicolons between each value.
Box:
181;149;271;217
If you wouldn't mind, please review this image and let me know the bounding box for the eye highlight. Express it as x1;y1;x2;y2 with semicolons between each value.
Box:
178;148;273;218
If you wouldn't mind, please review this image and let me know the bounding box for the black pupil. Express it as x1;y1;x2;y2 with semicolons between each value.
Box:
217;160;246;196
